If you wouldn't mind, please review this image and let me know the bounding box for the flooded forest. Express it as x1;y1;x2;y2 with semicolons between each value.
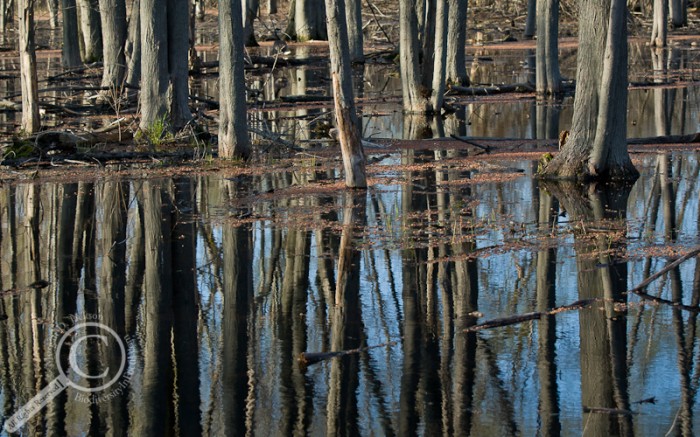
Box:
1;0;700;436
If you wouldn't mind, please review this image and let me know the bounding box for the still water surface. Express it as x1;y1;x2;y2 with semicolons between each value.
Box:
0;150;699;435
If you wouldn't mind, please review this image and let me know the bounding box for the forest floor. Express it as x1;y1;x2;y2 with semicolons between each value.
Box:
0;2;699;181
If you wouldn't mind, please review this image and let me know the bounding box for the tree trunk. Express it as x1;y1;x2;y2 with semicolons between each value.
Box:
125;0;140;89
670;0;687;28
18;0;40;134
99;0;127;90
588;0;635;178
539;0;637;181
266;0;276;14
400;0;429;113
61;0;83;67
167;0;193;129
429;0;448;113
286;0;327;41
650;0;667;47
139;0;169;129
243;0;259;46
325;0;367;187
219;0;251;158
446;0;468;86
523;0;536;39
77;0;102;62
345;0;363;62
46;0;59;28
536;0;561;96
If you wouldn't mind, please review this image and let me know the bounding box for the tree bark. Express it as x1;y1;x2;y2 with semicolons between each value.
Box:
523;0;536;39
650;0;667;47
77;0;102;62
325;0;367;187
400;0;429;113
429;0;448;113
588;0;636;179
286;0;327;41
219;0;251;158
61;0;83;67
670;0;687;28
539;0;637;181
139;0;169;129
46;0;59;28
446;0;468;86
18;0;40;134
345;0;363;62
243;0;259;46
535;0;561;96
167;0;193;129
99;0;127;90
125;0;140;90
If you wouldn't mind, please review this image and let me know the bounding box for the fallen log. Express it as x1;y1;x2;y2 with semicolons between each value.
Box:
299;340;398;367
446;83;535;96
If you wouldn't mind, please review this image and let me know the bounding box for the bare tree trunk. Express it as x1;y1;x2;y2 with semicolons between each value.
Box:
195;0;204;19
588;0;635;178
99;0;127;90
536;0;561;96
446;0;468;86
219;0;251;158
47;0;59;28
429;0;448;113
345;0;363;62
18;0;40;134
670;0;687;28
77;0;102;62
266;0;276;14
139;0;169;129
62;0;83;67
523;0;536;39
168;0;193;129
325;0;367;187
651;0;667;47
286;0;327;41
400;0;429;113
539;0;637;181
125;0;140;90
243;0;259;46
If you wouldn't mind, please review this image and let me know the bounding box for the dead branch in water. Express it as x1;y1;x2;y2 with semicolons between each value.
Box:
299;340;398;367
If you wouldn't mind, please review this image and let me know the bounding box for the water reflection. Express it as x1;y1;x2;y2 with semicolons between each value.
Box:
2;151;700;434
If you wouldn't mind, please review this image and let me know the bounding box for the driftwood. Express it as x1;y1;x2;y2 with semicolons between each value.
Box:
446;83;535;96
299;340;398;367
465;245;700;333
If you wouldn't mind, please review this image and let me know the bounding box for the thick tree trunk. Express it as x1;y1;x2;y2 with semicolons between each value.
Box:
539;0;637;181
400;0;429;113
61;0;83;67
286;0;327;41
125;0;141;89
588;0;636;179
345;0;363;62
139;0;169;129
99;0;127;90
77;0;102;62
219;0;251;158
446;0;468;86
651;0;667;47
429;0;448;113
535;0;561;96
18;0;40;134
167;0;193;129
325;0;367;187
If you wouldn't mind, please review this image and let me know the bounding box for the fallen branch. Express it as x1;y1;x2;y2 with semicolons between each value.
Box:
446;83;534;96
299;340;398;367
450;134;492;152
465;245;700;333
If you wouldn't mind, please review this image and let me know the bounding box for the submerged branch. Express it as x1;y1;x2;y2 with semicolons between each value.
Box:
299;340;398;367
